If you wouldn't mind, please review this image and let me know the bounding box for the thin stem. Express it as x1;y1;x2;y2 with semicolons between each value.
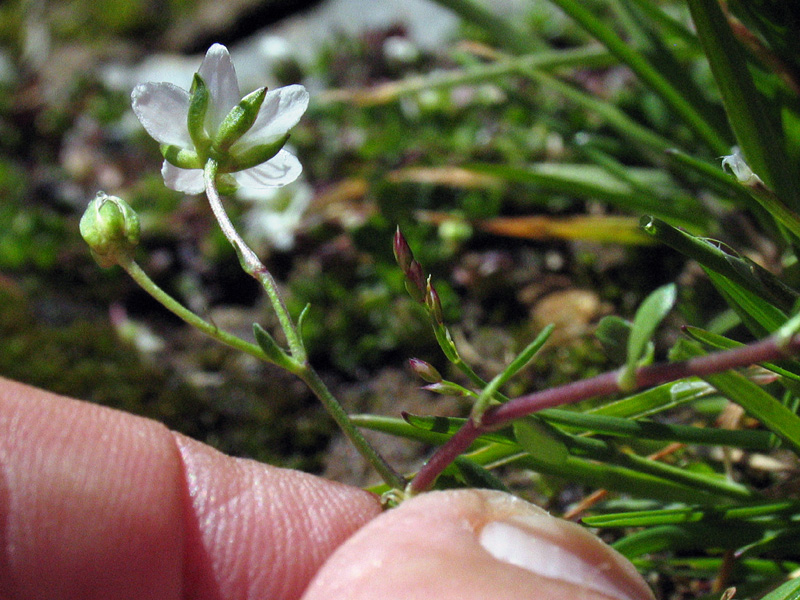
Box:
118;256;268;361
203;159;306;361
201;160;406;489
298;365;407;490
409;332;800;493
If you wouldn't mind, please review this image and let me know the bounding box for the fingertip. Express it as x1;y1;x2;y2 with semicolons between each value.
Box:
174;433;382;600
303;489;654;600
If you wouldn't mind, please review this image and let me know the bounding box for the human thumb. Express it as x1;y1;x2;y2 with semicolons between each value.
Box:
302;489;654;600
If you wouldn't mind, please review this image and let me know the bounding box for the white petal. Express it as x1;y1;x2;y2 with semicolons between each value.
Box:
232;149;302;188
233;85;309;151
131;82;192;146
198;43;241;133
161;161;205;194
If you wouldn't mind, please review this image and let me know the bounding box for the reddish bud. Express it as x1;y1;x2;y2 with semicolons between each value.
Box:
425;277;443;324
393;227;413;272
422;381;471;396
408;358;443;383
405;260;426;303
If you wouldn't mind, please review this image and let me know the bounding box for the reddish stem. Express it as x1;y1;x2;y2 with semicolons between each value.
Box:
408;333;800;493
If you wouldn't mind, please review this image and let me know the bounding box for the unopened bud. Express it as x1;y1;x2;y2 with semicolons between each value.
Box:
405;259;425;302
422;381;471;396
80;192;140;268
393;227;413;272
408;358;442;383
425;277;443;324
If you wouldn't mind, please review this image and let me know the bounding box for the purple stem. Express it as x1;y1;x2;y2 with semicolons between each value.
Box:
409;333;800;493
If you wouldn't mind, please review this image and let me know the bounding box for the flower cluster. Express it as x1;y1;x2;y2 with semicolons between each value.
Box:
131;44;309;195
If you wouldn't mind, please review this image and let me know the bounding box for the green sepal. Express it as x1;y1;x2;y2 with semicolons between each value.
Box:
213;87;267;152
160;145;202;169
223;133;289;172
215;173;239;196
79;191;140;268
187;74;212;156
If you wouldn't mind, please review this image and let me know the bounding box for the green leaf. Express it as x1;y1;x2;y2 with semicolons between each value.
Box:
547;0;729;153
452;457;511;493
513;418;569;467
759;576;800;600
471;324;554;419
671;339;800;454
592;379;716;419
641;217;799;312
595;315;632;363
686;0;800;209
705;269;788;337
252;323;293;370
619;283;677;390
468;164;704;228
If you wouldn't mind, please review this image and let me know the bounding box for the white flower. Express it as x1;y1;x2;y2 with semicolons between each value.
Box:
131;43;309;195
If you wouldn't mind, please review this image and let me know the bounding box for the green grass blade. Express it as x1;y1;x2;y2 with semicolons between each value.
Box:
546;0;729;153
467;164;705;227
641;216;799;312
686;0;799;209
671;339;800;454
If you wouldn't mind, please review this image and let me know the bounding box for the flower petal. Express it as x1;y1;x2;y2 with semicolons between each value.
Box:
131;83;192;146
231;149;302;188
198;44;241;133
232;85;309;151
161;161;205;194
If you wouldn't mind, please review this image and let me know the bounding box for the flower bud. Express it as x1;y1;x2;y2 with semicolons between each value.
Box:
393;227;413;272
425;277;443;324
80;192;140;268
214;87;268;152
408;358;443;383
405;259;425;303
422;381;471;397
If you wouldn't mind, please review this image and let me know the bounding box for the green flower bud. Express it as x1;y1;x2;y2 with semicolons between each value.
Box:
187;74;212;156
80;192;140;268
213;87;267;152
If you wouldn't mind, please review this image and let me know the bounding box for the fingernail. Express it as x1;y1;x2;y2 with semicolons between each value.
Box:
479;512;653;600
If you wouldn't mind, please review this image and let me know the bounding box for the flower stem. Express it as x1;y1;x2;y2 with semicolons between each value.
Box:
296;364;407;490
201;160;406;490
408;332;800;494
203;159;306;362
118;256;268;361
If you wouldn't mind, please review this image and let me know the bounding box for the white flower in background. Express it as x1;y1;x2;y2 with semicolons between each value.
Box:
242;180;313;251
131;43;309;195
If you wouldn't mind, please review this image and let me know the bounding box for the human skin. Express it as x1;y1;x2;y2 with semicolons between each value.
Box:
0;377;654;600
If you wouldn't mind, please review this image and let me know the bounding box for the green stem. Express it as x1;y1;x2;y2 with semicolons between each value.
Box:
201;160;406;490
203;159;306;361
118;256;268;361
297;365;407;490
